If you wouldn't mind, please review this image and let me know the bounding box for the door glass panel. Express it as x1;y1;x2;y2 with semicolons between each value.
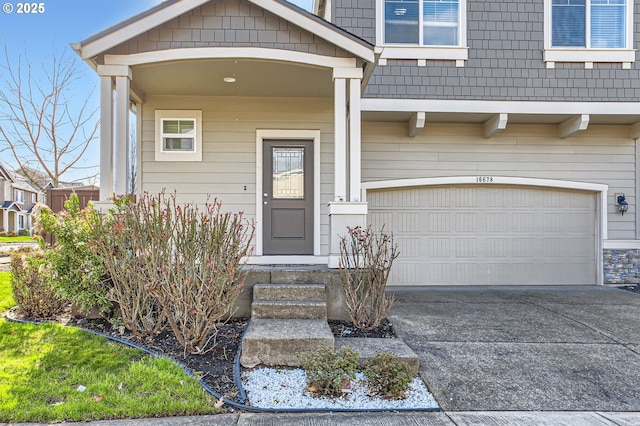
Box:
273;147;304;199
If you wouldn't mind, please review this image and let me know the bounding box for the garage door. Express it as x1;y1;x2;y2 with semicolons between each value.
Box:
368;185;597;286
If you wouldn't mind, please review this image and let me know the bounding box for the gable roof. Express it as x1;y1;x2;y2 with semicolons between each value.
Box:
75;0;374;63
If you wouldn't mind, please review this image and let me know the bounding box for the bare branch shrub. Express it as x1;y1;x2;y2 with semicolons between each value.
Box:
89;192;254;354
339;225;399;330
87;195;167;339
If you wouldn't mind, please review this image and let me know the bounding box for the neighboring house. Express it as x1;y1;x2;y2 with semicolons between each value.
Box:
0;162;39;234
73;0;640;286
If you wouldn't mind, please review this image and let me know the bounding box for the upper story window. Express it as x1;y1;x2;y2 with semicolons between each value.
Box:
544;0;634;68
155;110;202;162
384;0;460;46
14;189;24;203
552;0;626;48
377;0;468;65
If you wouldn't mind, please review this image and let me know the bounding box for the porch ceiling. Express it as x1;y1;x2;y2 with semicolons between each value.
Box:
131;59;334;98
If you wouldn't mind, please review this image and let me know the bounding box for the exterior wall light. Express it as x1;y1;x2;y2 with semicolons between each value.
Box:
617;194;629;216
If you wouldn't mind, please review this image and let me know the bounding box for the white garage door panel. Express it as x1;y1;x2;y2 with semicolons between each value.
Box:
368;185;597;286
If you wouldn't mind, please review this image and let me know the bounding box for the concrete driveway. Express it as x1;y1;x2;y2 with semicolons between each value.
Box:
389;286;640;412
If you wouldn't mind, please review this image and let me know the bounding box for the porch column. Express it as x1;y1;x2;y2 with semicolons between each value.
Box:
97;65;131;201
114;74;131;195
98;75;113;201
2;210;8;232
333;76;347;202
348;76;362;202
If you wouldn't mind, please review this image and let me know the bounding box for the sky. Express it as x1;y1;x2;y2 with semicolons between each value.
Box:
0;0;314;185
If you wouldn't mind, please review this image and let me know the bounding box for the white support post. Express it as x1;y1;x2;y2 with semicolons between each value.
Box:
2;210;8;232
334;77;347;202
349;78;361;202
99;76;114;201
115;75;130;195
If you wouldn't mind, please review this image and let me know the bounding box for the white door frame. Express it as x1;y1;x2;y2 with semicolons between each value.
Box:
255;129;321;259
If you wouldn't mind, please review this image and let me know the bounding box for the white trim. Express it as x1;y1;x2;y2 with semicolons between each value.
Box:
362;176;608;286
115;76;130;194
250;0;375;62
245;256;328;265
97;65;132;78
361;98;640;116
82;0;374;63
334;78;347;202
408;112;426;137
255;129;321;257
603;240;640;250
543;0;635;65
99;76;113;202
544;49;636;65
376;46;469;61
154;110;202;162
349;78;362;202
328;202;368;215
105;47;358;69
333;67;363;79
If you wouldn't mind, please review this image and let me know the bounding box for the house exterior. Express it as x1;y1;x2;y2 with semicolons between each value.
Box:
74;0;640;286
0;163;39;234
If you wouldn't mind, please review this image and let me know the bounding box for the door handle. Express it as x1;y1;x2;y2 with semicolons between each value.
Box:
264;193;268;197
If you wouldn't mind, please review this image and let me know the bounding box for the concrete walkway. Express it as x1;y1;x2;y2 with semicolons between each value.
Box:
5;286;640;425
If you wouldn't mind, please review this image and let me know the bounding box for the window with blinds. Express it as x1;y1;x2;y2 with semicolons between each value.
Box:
384;0;460;46
552;0;626;48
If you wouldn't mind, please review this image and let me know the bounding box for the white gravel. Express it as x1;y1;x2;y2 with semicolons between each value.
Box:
242;368;439;410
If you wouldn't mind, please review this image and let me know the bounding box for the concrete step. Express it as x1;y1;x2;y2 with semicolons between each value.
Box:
334;338;420;376
241;318;335;368
252;300;327;320
253;283;326;302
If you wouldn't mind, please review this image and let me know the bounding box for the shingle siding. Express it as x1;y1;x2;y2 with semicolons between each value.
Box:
102;0;353;60
335;0;640;102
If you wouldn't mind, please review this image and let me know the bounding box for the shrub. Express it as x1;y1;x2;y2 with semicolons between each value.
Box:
7;231;17;237
339;225;399;330
0;231;6;237
37;194;112;316
364;352;413;400
17;229;30;237
89;192;254;352
300;346;359;398
10;247;67;317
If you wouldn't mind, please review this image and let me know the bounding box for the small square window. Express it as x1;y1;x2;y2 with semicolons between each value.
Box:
155;111;202;162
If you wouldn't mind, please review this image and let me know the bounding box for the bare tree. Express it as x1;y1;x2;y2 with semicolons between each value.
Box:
0;46;99;191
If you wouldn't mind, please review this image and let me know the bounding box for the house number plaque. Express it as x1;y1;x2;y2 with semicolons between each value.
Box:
476;176;494;183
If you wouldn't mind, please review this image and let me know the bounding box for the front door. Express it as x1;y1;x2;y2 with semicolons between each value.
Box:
263;140;314;255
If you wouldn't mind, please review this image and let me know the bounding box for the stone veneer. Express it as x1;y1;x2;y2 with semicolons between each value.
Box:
604;249;640;285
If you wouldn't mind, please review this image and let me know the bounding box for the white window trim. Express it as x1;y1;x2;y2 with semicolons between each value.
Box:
154;110;202;162
376;0;468;65
543;0;635;67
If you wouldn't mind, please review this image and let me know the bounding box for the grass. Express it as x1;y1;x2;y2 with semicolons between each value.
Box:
0;236;36;243
0;272;219;422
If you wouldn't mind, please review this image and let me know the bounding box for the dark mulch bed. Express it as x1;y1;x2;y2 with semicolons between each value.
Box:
619;285;640;294
9;312;396;406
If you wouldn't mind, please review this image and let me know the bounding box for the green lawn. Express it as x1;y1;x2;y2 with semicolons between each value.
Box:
0;236;36;243
0;272;219;422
